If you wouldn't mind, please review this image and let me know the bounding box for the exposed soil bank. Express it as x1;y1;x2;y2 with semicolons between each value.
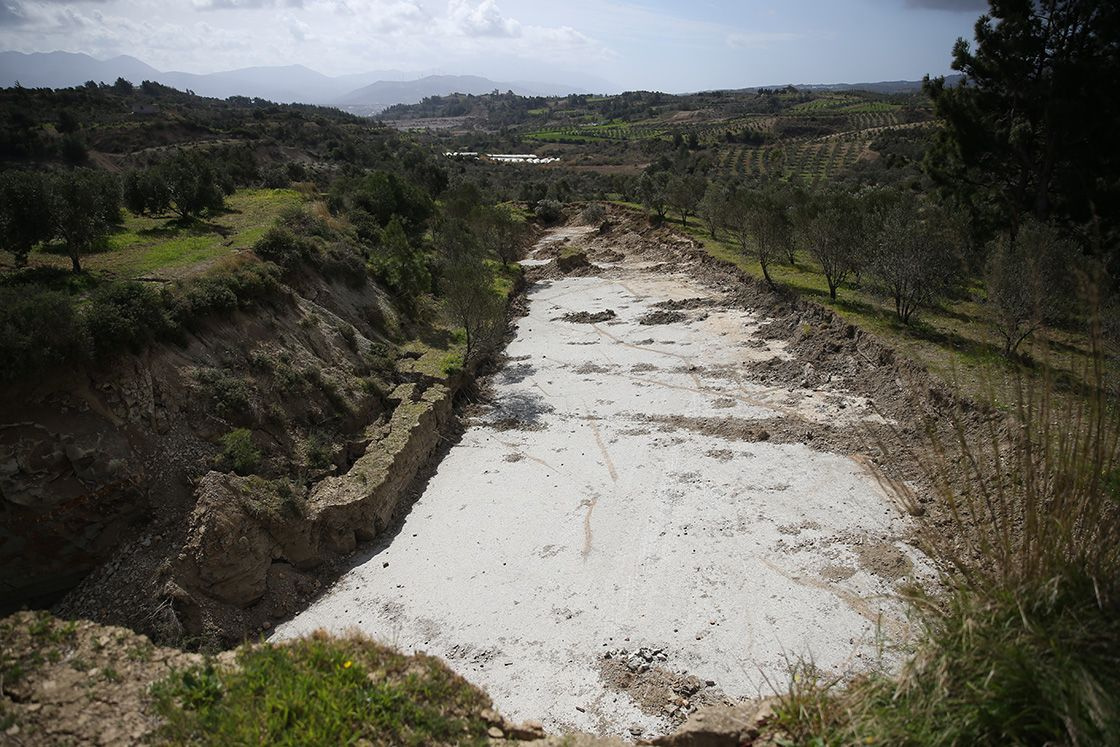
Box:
274;224;937;739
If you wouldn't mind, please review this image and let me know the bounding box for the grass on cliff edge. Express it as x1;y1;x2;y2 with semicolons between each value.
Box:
765;345;1120;745
151;630;492;747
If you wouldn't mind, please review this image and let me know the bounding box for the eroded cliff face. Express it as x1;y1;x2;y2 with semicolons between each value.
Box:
165;380;457;641
0;264;468;644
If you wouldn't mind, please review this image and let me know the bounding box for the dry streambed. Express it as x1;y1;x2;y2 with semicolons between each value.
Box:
275;227;933;739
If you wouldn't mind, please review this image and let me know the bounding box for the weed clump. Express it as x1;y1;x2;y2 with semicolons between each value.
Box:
151;632;492;746
219;428;260;475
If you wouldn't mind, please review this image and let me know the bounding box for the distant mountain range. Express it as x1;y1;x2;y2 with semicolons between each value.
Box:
0;51;588;114
0;50;959;113
790;75;964;94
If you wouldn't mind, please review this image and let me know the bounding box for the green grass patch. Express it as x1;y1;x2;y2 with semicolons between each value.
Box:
152;632;491;746
487;258;522;296
397;326;462;379
0;612;78;688
15;188;302;280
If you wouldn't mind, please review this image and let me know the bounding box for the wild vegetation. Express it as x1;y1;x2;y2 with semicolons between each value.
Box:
1;0;1118;744
0;82;528;386
384;2;1119;745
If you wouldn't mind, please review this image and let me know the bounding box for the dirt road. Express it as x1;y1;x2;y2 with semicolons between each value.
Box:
274;226;932;738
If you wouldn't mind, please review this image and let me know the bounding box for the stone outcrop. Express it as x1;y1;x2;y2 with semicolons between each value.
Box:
168;380;457;638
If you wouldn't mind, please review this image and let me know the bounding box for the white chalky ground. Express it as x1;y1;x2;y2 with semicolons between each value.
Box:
274;231;932;738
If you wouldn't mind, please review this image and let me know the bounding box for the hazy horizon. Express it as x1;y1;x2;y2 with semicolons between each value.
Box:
0;0;987;94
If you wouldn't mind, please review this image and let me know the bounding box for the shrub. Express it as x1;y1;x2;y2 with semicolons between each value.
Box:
320;242;368;288
338;323;358;351
369;216;430;308
59;135;88;164
195;368;252;420
0;285;80;381
83;281;171;359
579;203;606;226
361;343;395;376
219;428;261;475
303;433;334;471
278;205;331;239
167;259;284;330
533;199;564;225
252;227;315;269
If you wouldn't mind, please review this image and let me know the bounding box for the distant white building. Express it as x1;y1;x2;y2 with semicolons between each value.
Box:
486;154;562;164
443;151;560;165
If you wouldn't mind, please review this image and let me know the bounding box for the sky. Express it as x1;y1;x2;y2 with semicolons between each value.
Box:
0;0;988;91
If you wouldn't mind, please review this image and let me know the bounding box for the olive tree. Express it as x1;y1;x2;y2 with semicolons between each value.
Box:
985;220;1076;355
724;186;792;290
442;256;504;365
48;170;120;273
666;173;704;226
160;150;226;220
868;196;963;324
0;171;52;267
637;170;670;220
796;191;863;300
476;204;530;267
698;180;731;240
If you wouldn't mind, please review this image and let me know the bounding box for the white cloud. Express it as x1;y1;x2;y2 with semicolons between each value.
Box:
726;31;802;49
193;0;303;10
0;0;613;79
445;0;519;38
287;14;310;41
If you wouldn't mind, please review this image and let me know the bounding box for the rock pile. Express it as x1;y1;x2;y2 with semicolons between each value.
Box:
605;645;668;674
599;646;725;726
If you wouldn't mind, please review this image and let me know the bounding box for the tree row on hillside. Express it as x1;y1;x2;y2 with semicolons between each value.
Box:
690;178;1080;351
123;150;230;219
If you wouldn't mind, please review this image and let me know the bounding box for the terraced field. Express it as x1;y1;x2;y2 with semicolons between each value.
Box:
523;115;777;146
716;138;869;184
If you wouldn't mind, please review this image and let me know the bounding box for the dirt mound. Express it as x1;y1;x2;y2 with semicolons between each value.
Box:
593;248;625;263
639;310;688;326
561;309;617;324
856;540;915;581
557;250;594;274
651;298;710;311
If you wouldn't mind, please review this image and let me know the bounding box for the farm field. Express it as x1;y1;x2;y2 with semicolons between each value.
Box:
407;86;933;184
